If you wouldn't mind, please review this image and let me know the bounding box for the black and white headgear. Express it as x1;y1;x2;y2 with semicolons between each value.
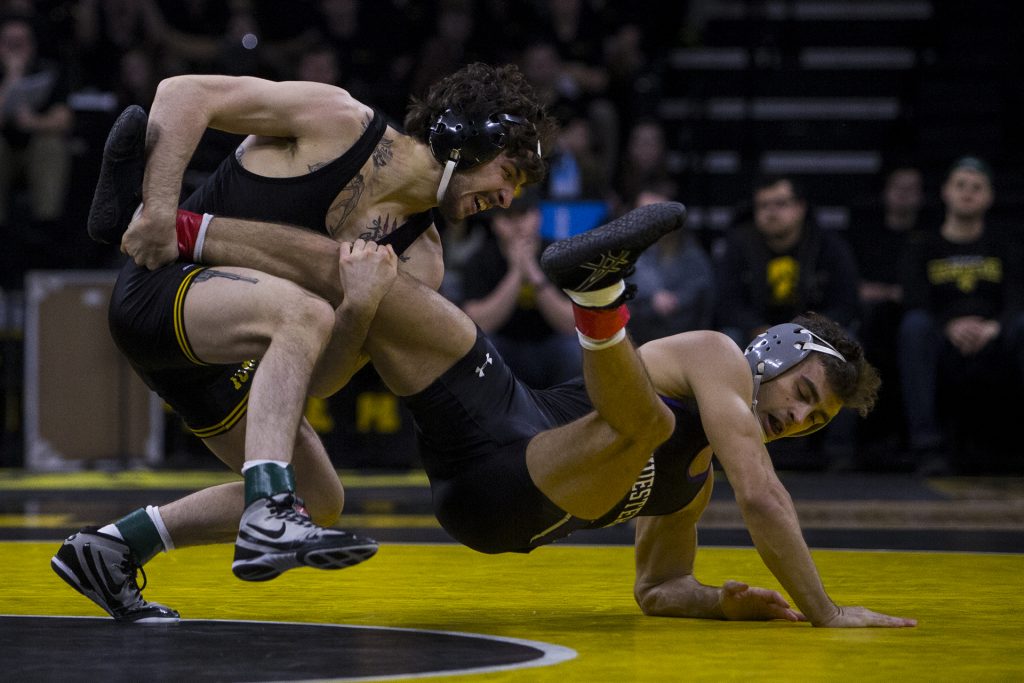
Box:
428;107;541;203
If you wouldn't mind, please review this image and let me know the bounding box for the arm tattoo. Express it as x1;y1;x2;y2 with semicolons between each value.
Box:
193;269;259;284
234;146;245;162
327;173;365;238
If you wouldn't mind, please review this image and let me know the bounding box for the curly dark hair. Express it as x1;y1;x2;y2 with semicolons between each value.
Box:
792;311;881;417
404;62;559;186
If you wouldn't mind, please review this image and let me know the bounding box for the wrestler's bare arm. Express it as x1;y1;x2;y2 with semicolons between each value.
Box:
633;477;803;622
639;333;915;627
123;76;370;269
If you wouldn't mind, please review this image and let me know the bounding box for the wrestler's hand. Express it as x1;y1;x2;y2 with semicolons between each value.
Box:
718;580;805;622
121;204;180;269
815;605;917;628
338;239;398;314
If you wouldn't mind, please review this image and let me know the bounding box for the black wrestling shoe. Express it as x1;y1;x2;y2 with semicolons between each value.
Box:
232;493;379;582
51;528;179;623
87;105;148;244
540;201;687;293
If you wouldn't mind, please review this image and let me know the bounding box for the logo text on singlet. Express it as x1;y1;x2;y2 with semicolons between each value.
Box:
229;359;258;390
606;456;656;527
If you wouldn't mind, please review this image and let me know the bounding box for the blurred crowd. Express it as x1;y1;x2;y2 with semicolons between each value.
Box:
0;0;1020;475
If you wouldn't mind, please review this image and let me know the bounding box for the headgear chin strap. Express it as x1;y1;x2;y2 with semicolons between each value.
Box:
429;108;536;202
744;323;846;438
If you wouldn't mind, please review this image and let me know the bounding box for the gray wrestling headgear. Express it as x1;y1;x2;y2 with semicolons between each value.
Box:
744;323;846;436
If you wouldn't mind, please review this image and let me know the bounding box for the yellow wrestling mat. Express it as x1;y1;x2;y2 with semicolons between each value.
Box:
4;541;1023;681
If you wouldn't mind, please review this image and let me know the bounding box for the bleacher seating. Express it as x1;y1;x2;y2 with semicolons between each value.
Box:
658;0;1022;237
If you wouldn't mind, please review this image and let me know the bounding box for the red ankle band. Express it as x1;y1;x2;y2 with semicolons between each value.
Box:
177;209;202;260
573;303;630;340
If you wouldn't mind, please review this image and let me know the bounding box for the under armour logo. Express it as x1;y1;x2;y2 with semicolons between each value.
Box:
475;353;493;378
575;251;632;291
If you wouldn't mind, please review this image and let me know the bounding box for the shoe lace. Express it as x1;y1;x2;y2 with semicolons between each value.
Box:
268;496;316;528
118;556;147;600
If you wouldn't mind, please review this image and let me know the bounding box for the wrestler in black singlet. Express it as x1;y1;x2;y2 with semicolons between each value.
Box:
108;111;433;437
404;330;713;554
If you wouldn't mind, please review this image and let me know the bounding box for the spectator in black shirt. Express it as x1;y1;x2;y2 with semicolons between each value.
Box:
898;157;1024;474
714;175;860;345
714;175;862;469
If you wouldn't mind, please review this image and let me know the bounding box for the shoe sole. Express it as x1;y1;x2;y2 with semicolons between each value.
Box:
232;542;379;582
540;201;687;291
86;105;148;245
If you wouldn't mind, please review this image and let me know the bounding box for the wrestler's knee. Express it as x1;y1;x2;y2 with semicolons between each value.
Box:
273;286;336;348
304;484;344;527
296;467;344;526
631;400;675;453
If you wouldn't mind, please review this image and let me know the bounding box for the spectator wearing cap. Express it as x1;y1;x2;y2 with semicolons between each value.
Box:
460;190;580;389
898;156;1024;474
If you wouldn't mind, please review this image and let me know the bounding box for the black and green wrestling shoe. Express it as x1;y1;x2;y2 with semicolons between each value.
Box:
51;527;179;623
232;493;379;582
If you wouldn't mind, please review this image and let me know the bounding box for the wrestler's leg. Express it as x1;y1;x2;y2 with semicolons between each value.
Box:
524;337;674;519
360;272;479;396
183;266;335;468
356;254;674;520
200;219;346;305
523;202;686;518
158;419;345;547
195;214;443;306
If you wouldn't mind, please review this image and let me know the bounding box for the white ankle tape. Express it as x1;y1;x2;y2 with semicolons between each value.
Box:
192;213;214;262
578;327;626;350
240;459;290;473
146;505;175;552
565;281;625;308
